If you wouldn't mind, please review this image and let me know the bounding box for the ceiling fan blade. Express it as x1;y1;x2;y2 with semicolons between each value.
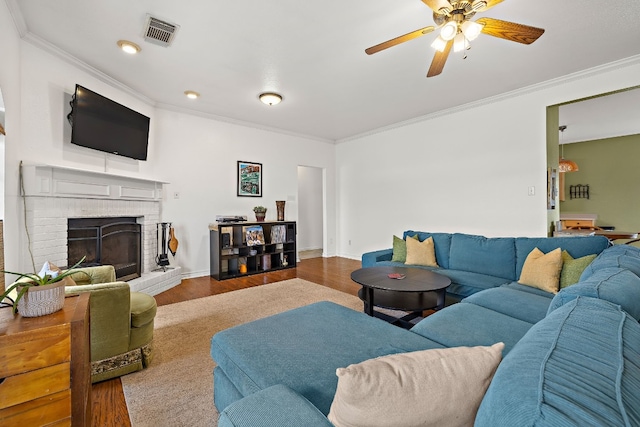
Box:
421;0;453;13
476;0;505;12
476;17;545;44
427;39;453;77
365;26;435;55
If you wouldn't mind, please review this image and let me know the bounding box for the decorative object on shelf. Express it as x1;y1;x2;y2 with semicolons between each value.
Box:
282;255;288;267
253;206;267;222
246;225;265;246
0;257;86;317
276;200;286;221
249;249;258;256
569;184;590;199
558;125;579;173
238;161;263;197
239;262;247;274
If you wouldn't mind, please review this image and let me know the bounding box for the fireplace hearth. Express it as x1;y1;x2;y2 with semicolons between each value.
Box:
68;217;142;281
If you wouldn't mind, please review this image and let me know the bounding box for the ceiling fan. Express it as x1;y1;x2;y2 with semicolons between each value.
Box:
365;0;545;77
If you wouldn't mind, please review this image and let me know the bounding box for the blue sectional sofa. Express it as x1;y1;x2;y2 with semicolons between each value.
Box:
211;233;640;426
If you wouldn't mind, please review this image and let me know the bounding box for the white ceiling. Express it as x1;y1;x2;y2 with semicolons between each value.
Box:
8;0;640;142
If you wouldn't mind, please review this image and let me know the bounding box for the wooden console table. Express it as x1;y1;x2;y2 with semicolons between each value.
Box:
0;294;91;426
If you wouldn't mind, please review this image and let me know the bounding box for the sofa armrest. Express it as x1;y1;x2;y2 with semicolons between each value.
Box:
219;385;333;427
67;265;117;285
361;248;393;267
65;282;131;361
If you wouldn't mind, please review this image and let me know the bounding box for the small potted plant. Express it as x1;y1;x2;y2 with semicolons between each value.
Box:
0;257;86;317
253;206;267;222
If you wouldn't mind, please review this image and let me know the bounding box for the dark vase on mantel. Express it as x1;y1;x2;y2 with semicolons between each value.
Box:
276;201;286;221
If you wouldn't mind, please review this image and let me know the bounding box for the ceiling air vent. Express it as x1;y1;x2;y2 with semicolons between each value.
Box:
143;15;180;47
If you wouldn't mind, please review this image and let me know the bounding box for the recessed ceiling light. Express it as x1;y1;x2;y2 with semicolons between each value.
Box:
117;40;141;55
259;92;283;106
184;90;200;99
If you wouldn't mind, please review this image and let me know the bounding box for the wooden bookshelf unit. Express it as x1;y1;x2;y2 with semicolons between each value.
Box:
209;221;297;280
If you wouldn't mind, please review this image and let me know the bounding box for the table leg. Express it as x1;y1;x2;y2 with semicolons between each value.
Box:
364;287;374;316
436;289;446;311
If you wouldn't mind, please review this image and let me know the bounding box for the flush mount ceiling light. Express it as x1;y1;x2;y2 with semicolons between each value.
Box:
184;90;200;99
117;40;141;55
259;93;283;106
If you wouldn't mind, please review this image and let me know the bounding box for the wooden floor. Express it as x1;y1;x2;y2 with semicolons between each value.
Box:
91;256;361;426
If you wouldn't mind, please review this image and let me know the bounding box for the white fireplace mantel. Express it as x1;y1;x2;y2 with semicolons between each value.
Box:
20;163;167;201
18;163;180;295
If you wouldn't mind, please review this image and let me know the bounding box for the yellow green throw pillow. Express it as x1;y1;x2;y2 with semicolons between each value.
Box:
518;247;563;294
391;234;418;263
560;250;597;289
405;236;439;267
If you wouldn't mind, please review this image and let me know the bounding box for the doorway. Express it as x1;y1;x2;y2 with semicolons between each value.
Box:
297;166;324;259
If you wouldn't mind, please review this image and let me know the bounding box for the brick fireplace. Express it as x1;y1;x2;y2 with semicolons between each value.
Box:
20;164;181;295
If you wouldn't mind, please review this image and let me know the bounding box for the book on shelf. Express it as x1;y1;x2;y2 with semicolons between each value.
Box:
245;225;265;246
271;225;286;244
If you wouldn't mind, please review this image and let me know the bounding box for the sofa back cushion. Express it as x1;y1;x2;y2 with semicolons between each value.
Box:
475;297;640;427
547;267;640;321
448;233;515;280
581;252;640;281
404;231;452;268
514;236;609;279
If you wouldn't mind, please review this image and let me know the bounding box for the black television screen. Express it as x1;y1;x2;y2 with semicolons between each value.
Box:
69;84;150;161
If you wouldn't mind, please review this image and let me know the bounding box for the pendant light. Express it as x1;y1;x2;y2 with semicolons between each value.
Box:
558;125;579;173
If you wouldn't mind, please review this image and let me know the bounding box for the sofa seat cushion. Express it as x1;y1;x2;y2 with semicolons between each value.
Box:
462;286;552;324
475;297;640;427
436;269;512;299
449;234;516;280
130;292;157;328
211;301;443;414
500;282;556;298
410;303;533;354
219;384;333;427
548;267;640;320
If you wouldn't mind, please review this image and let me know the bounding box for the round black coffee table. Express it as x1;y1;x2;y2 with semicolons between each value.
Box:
351;266;451;327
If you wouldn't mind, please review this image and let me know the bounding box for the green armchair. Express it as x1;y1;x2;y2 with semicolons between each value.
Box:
64;265;157;383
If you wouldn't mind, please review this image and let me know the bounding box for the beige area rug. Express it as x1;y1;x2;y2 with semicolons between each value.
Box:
121;279;363;427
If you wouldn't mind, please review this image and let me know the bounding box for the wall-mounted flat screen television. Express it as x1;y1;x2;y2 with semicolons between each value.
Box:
68;84;150;161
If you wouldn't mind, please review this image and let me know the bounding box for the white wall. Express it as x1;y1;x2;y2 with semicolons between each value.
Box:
0;15;338;277
336;59;640;260
1;0;24;275
297;166;323;252
151;109;336;278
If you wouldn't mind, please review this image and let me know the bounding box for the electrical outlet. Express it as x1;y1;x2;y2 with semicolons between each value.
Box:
528;186;535;196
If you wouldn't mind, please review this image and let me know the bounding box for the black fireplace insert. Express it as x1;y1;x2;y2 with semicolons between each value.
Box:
67;217;142;281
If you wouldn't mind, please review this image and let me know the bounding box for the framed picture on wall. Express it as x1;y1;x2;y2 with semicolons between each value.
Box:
237;161;262;197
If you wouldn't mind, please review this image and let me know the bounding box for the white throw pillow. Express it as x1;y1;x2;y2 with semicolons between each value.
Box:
327;342;505;427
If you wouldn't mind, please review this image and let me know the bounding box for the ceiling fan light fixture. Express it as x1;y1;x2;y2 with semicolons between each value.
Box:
461;20;483;41
259;92;283;106
453;33;469;52
431;36;448;52
440;21;458;41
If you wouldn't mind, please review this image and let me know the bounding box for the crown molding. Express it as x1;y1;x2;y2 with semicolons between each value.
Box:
156;102;335;145
22;32;156;107
337;54;640;144
5;0;27;37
